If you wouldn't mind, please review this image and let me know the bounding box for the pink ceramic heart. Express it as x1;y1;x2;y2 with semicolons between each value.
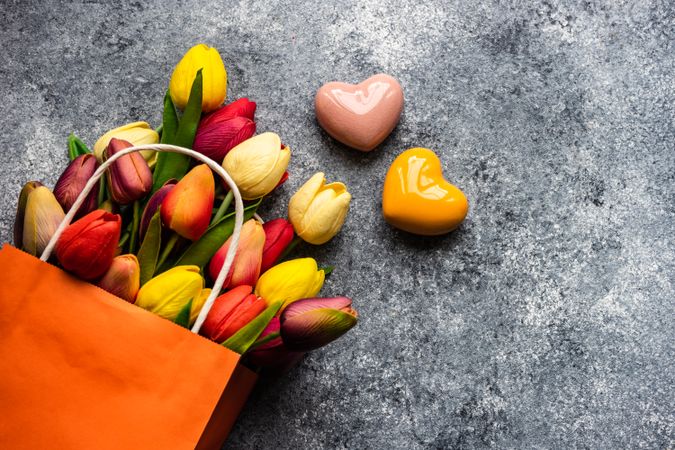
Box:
315;74;404;152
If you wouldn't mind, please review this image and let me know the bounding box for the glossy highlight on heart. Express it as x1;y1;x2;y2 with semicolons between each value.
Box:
382;148;469;235
315;74;403;152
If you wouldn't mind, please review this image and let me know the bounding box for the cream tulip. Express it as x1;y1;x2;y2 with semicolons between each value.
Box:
288;172;351;244
222;132;290;200
93;121;159;162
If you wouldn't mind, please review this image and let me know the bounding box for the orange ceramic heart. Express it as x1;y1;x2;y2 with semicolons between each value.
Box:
382;148;468;235
315;74;403;152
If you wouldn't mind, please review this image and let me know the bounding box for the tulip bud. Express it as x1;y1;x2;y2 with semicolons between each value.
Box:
161;164;214;240
255;258;325;310
288;172;351;245
170;44;227;112
53;154;99;218
139;181;175;240
208;219;265;288
93;121;159;162
246;317;305;370
103;138;152;205
280;297;358;351
14;182;66;256
261;218;294;272
201;285;267;343
222;132;291;200
55;210;122;280
193;98;257;163
135;266;204;321
96;254;140;303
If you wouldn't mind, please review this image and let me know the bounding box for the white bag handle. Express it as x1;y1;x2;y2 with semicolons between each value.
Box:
40;144;244;335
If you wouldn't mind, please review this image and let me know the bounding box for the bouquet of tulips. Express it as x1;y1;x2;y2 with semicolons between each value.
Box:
12;44;357;372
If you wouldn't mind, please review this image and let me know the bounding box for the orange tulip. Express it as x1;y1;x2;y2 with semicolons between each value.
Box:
161;164;214;240
96;254;140;303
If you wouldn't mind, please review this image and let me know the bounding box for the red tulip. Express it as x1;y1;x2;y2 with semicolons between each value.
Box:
260;218;294;272
246;317;305;370
201;285;267;343
55;210;122;280
208;219;265;288
139;181;175;240
53;154;99;218
193;98;257;162
161;164;214;240
104;138;152;204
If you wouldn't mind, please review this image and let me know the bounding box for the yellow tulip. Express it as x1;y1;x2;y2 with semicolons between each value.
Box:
189;288;211;327
170;43;227;113
288;172;351;245
135;266;204;321
255;258;325;310
93;121;159;162
222;132;291;200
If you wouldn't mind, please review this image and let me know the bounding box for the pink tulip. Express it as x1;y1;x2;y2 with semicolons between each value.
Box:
208;219;265;288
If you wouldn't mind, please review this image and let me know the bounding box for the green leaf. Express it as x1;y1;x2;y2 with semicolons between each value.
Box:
68;133;91;160
222;301;283;354
174;298;193;329
319;265;334;276
174;199;261;269
137;211;162;286
152;71;203;191
152;92;180;191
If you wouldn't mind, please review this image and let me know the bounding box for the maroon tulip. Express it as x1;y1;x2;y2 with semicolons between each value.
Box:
139;181;175;240
53;154;99;218
246;317;305;370
104;138;152;204
193;98;257;162
280;297;358;352
55;209;122;280
261;218;294;272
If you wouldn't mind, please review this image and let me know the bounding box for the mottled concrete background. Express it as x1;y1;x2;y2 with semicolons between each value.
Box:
1;0;673;448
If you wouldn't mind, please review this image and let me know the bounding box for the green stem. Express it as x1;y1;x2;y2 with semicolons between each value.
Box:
278;235;302;262
248;331;280;351
97;178;107;206
211;190;234;225
128;200;141;254
118;231;130;250
156;233;179;272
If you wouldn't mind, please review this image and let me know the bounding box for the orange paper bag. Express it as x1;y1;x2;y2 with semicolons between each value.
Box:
0;245;257;450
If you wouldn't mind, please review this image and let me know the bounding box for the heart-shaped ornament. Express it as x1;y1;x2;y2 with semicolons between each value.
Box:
315;74;403;152
382;148;469;235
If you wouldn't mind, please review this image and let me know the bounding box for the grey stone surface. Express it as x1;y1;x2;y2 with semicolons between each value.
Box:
1;0;674;448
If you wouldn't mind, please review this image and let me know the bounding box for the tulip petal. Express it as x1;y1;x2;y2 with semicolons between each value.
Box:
282;297;353;320
281;308;357;352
